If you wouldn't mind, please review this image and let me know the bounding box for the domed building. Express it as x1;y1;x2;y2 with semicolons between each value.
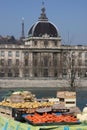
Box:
0;6;87;80
24;6;62;78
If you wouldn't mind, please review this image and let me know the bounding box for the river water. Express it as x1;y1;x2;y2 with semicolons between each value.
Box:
0;87;87;111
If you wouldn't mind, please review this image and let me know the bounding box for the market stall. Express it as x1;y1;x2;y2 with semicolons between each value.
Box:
0;91;87;130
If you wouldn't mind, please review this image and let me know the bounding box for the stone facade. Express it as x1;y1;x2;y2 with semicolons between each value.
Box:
0;42;87;79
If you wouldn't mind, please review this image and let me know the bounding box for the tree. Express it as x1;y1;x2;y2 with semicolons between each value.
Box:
62;50;77;91
69;51;76;90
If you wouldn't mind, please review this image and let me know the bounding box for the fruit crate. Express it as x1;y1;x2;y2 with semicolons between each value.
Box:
0;105;12;117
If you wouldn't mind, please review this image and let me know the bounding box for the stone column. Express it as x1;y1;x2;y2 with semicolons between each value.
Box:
19;51;24;78
58;51;62;78
29;52;33;77
19;69;23;78
49;53;53;77
5;50;8;77
38;53;41;77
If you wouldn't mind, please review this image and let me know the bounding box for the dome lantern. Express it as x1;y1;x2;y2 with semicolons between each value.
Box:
38;7;48;21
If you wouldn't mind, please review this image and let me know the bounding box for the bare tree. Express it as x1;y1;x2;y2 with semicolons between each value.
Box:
62;50;77;91
69;51;76;90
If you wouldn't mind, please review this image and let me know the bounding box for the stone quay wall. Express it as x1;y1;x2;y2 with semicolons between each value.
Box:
0;78;87;88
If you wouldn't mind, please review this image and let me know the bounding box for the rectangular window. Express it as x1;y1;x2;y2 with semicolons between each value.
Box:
85;60;87;66
33;59;38;66
34;69;38;77
16;51;19;57
24;59;28;66
44;56;48;66
43;69;48;77
24;51;28;56
53;59;57;66
16;59;19;65
54;41;57;46
1;59;4;66
8;69;12;77
8;51;12;57
1;51;5;57
54;70;58;77
15;70;19;77
24;69;29;77
0;68;5;77
63;69;67;75
78;52;82;58
33;52;38;58
78;59;82;66
34;41;37;46
8;59;12;66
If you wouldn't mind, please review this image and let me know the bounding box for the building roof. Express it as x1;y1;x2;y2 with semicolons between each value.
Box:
0;35;24;44
28;7;59;38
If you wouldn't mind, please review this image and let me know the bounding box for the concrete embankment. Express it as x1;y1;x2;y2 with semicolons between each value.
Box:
0;78;87;88
0;79;70;88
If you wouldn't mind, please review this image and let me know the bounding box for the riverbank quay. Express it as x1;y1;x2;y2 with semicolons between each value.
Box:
0;78;87;88
0;113;87;130
0;79;70;88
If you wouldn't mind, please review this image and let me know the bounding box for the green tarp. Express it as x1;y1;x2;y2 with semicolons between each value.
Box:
0;115;87;130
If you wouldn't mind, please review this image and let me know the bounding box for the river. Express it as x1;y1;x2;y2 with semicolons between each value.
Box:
0;87;87;111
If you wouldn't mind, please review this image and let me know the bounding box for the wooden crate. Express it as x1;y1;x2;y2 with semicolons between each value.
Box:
0;106;12;117
0;106;6;114
56;91;76;108
57;91;76;99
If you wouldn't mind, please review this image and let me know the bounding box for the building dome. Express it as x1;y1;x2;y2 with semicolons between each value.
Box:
28;7;58;37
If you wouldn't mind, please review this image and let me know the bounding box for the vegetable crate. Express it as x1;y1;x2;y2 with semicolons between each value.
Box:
0;106;12;117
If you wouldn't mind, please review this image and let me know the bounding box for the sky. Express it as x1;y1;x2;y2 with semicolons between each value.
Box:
0;0;87;45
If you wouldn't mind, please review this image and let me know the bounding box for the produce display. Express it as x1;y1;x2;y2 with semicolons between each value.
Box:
0;90;54;109
8;91;36;102
0;90;82;126
0;101;54;109
25;112;79;125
